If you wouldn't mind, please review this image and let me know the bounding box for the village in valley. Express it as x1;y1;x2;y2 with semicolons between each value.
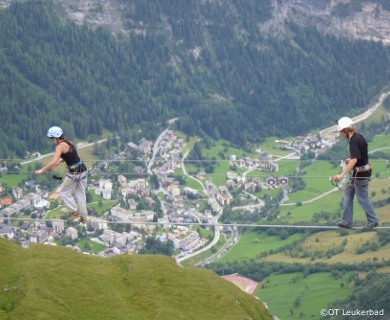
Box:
0;127;334;260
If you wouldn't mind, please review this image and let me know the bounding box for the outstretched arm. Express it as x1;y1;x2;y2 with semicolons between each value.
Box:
35;147;64;175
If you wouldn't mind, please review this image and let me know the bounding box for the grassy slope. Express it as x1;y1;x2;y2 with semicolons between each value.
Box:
255;272;354;320
219;229;390;265
262;230;390;264
217;231;305;263
0;239;273;320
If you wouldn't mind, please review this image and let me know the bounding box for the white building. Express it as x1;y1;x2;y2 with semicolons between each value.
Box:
66;227;78;240
52;219;64;234
111;207;132;220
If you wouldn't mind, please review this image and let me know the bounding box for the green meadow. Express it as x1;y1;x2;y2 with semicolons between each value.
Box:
277;193;342;223
199;138;258;160
255;272;354;320
53;238;107;253
262;229;390;265
276;190;390;227
272;159;299;176
370;159;390;179
217;231;305;263
0;173;29;187
257;136;296;157
368;133;390;151
209;161;235;187
75;238;107;253
0;239;272;320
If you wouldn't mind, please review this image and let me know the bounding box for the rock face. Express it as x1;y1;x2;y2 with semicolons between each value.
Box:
263;0;390;44
56;0;129;35
1;0;390;44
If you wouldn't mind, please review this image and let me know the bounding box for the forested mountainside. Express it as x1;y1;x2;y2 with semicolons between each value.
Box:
7;0;390;44
1;0;390;158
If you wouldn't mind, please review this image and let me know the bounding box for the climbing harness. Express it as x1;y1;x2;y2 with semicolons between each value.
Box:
67;160;83;172
66;161;87;183
350;162;372;187
65;172;86;183
330;162;372;191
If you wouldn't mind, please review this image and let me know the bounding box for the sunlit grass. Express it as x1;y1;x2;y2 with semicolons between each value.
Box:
217;231;305;263
0;239;273;320
258;137;295;157
255;272;354;320
369;134;390;150
0;173;29;187
262;230;390;265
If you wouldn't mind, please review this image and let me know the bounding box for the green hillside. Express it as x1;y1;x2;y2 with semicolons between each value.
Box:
0;238;273;320
255;272;354;320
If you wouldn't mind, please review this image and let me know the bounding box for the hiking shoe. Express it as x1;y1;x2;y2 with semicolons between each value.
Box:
67;211;81;222
363;221;378;229
336;222;353;229
79;216;88;224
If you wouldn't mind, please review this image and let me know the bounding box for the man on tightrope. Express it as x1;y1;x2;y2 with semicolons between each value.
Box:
332;117;379;229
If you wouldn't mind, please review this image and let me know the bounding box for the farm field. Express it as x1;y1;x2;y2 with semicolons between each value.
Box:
255;272;354;320
217;231;305;263
0;172;29;188
262;230;390;265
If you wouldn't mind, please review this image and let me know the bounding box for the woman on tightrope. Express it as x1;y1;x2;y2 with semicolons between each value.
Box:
35;126;88;223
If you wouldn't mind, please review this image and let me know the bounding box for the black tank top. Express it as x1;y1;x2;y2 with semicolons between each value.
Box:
61;148;81;167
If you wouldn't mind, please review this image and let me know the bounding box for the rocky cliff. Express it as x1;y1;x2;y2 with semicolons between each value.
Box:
263;0;390;44
1;0;390;44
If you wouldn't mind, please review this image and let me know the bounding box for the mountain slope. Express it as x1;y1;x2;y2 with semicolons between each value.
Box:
5;0;389;44
1;0;390;157
0;239;273;320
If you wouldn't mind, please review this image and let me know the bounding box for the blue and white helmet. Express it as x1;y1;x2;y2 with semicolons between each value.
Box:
47;126;63;138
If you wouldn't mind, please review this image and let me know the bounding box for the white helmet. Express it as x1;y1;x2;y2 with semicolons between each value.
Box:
47;126;63;138
337;117;353;131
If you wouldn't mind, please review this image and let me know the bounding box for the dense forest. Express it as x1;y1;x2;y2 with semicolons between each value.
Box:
1;0;390;158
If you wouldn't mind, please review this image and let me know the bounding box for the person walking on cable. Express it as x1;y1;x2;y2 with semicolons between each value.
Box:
332;117;379;229
35;126;88;223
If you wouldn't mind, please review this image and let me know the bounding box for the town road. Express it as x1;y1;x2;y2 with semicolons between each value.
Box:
147;129;168;175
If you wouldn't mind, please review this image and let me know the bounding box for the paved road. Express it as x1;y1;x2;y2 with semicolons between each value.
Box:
147;129;167;175
320;91;390;139
180;149;210;196
193;228;240;267
233;190;264;210
21;139;108;165
370;147;390;153
177;210;224;263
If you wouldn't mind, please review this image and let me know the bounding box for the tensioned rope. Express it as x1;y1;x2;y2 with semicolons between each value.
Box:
4;159;390;163
3;171;390;179
4;217;390;229
2;157;389;230
4;158;390;177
